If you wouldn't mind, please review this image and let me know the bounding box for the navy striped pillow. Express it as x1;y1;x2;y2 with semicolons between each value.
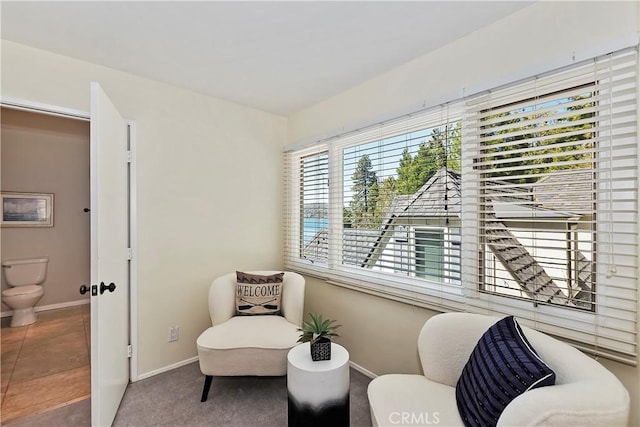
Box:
455;316;556;427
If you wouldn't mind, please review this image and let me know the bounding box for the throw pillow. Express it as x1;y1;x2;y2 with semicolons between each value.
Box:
455;316;556;427
235;271;284;316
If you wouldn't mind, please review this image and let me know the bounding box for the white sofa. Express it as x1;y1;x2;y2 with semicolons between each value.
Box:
196;271;305;401
368;312;630;427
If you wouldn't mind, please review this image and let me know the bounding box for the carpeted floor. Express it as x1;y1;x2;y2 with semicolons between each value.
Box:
4;361;373;426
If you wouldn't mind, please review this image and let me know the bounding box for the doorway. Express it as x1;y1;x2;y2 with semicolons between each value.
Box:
1;91;137;425
0;107;91;422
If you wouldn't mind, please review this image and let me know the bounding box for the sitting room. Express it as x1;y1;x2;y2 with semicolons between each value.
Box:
1;2;638;426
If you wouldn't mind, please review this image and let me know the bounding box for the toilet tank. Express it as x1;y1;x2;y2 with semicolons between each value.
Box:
1;256;49;287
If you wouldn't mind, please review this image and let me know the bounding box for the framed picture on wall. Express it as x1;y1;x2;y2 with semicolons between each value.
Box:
1;192;54;227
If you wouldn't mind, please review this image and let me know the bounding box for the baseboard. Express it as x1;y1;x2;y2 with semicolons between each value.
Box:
137;356;377;383
136;356;199;382
1;299;89;318
349;360;377;379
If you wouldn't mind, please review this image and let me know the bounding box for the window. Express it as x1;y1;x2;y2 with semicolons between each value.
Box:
474;84;597;310
464;49;638;361
285;48;638;362
340;120;462;286
300;152;328;263
415;229;444;280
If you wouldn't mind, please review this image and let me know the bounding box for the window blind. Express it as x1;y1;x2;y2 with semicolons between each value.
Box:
284;148;329;269
285;104;466;296
284;47;638;364
338;110;462;289
463;48;638;362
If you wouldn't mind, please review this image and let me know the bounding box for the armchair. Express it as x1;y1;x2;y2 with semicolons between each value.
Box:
196;271;305;402
367;312;630;426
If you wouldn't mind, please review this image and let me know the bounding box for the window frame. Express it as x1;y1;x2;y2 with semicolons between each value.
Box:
286;106;469;303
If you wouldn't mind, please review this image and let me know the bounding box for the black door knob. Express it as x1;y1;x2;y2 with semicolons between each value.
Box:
100;282;116;295
79;285;90;295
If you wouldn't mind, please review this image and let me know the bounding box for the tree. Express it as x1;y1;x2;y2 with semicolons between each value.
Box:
396;122;461;194
396;149;419;195
373;176;397;226
482;94;594;183
349;155;379;229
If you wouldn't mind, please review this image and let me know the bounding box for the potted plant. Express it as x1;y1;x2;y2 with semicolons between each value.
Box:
297;313;341;361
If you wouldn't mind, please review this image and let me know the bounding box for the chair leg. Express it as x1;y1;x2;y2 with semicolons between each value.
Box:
201;375;213;402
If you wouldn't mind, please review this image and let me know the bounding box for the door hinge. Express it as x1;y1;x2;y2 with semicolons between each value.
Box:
127;150;133;163
127;344;132;358
127;248;132;260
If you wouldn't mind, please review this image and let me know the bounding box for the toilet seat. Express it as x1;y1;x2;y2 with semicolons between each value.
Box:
2;285;43;297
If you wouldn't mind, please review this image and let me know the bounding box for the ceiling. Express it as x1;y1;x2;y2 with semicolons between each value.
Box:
1;1;532;116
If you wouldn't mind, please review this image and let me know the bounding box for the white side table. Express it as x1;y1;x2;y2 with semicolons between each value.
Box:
287;342;350;427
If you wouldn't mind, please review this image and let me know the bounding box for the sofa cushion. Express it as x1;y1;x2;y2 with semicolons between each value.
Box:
455;316;555;427
368;374;462;427
235;271;284;315
196;315;300;376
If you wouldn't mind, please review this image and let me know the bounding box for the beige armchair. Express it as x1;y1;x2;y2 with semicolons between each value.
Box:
196;271;305;402
368;312;630;426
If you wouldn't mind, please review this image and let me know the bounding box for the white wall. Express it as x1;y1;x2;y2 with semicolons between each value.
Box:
1;40;287;376
289;2;638;145
289;2;640;426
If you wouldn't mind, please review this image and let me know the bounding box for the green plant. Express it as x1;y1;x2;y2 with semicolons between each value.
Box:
297;313;341;344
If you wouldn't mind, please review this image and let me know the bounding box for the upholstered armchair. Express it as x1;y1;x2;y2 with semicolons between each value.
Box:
196;271;305;402
368;312;630;427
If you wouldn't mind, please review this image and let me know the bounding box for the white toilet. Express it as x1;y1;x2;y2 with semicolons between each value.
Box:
1;256;48;327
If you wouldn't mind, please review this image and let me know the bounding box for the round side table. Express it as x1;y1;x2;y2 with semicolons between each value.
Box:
287;342;350;427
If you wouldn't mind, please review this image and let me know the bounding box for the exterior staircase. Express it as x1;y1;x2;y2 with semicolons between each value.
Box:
484;211;572;305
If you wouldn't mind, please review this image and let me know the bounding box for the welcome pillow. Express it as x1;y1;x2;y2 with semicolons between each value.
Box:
456;316;556;427
235;271;284;316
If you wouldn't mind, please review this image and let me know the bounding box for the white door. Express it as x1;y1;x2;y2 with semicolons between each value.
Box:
90;82;130;427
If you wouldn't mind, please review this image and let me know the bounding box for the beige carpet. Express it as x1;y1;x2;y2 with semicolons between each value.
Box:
4;361;373;427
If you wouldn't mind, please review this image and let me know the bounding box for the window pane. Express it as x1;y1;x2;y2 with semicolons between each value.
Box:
415;230;444;279
301;152;328;262
477;85;596;309
341;122;462;285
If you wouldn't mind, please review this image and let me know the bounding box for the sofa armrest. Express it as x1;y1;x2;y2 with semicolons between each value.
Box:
281;271;305;327
208;273;236;326
418;312;500;387
498;379;630;426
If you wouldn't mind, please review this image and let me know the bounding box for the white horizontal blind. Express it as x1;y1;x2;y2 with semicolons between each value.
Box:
463;48;638;362
338;108;462;291
285;105;466;298
284;148;329;269
301;151;329;263
284;47;638;363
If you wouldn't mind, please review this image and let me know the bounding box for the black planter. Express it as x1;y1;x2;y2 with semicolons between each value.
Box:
310;339;331;361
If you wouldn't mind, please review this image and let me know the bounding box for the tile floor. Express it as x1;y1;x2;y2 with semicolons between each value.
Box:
1;305;91;424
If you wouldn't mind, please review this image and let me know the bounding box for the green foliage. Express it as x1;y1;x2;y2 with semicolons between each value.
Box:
481;94;595;183
396;122;461;195
346;122;461;230
373;176;397;226
348;155;379;229
297;313;341;344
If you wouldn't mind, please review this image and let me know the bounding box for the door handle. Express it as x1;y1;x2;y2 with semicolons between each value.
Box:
80;284;99;296
100;282;116;295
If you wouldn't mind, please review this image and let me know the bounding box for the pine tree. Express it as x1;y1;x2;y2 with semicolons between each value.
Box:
482;95;594;183
396;122;461;194
374;176;397;225
349;155;379;229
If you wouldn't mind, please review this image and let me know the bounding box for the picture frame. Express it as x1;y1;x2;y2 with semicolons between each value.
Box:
1;192;54;227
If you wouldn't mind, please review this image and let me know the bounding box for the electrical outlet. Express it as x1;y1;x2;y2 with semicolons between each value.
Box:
168;326;179;342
